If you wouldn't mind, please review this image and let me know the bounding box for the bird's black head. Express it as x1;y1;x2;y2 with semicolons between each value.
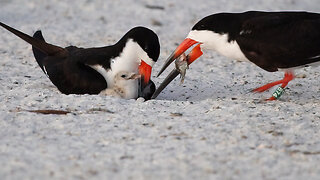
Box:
192;13;241;41
120;27;160;86
116;26;160;99
122;26;160;63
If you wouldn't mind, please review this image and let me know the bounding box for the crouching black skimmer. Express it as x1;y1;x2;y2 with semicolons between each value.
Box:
0;22;160;100
153;11;320;100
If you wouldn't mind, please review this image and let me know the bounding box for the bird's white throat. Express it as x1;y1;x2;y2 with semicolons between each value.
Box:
187;30;249;62
89;39;154;98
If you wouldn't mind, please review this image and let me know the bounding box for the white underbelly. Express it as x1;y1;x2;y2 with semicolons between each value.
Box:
213;41;249;62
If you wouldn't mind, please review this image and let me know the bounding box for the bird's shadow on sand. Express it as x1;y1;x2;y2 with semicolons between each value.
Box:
154;80;253;102
153;79;320;103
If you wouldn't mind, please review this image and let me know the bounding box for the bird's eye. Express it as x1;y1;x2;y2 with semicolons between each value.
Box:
121;74;127;78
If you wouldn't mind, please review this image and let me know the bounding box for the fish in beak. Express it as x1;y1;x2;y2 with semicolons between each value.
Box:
152;38;203;99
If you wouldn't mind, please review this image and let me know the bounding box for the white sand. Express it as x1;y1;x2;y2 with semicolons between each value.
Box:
0;0;320;179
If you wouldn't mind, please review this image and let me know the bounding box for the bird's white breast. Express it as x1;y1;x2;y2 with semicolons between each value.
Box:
187;30;249;62
89;39;151;99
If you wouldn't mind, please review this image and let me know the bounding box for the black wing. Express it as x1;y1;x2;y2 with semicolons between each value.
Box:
30;31;108;95
0;22;115;94
236;12;320;72
41;47;110;95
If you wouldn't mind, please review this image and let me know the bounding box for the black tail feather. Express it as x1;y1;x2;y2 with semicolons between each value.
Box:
0;22;67;56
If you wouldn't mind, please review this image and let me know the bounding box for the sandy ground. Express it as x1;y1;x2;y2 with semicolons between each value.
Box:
0;0;320;179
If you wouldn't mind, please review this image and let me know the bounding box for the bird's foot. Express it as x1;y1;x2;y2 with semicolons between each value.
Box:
252;72;295;93
265;96;277;101
264;86;285;101
252;71;294;100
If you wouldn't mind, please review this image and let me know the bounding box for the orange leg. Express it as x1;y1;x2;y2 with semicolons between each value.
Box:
252;71;295;101
252;72;295;93
266;97;277;101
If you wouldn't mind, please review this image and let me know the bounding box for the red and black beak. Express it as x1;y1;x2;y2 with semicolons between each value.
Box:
151;38;203;99
139;60;152;88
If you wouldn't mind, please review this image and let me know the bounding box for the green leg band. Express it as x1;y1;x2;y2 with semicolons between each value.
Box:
272;87;285;99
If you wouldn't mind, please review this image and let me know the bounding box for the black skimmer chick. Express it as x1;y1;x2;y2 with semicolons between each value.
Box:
154;11;320;100
100;71;141;99
0;22;160;100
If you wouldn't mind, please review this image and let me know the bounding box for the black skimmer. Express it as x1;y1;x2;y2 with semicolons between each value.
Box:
154;11;320;100
0;22;160;100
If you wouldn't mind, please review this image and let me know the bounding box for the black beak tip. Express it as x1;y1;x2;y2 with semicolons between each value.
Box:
140;80;156;100
151;69;180;99
156;71;162;78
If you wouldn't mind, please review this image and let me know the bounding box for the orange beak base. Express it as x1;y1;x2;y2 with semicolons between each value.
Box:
139;60;152;87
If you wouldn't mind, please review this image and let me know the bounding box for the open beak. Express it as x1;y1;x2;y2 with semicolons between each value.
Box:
151;38;203;99
157;38;200;77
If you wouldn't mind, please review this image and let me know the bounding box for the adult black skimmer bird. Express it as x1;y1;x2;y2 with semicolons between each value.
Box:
154;11;320;100
0;22;160;100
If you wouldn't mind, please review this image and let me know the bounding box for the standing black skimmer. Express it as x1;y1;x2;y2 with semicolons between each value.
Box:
0;22;160;100
154;11;320;100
